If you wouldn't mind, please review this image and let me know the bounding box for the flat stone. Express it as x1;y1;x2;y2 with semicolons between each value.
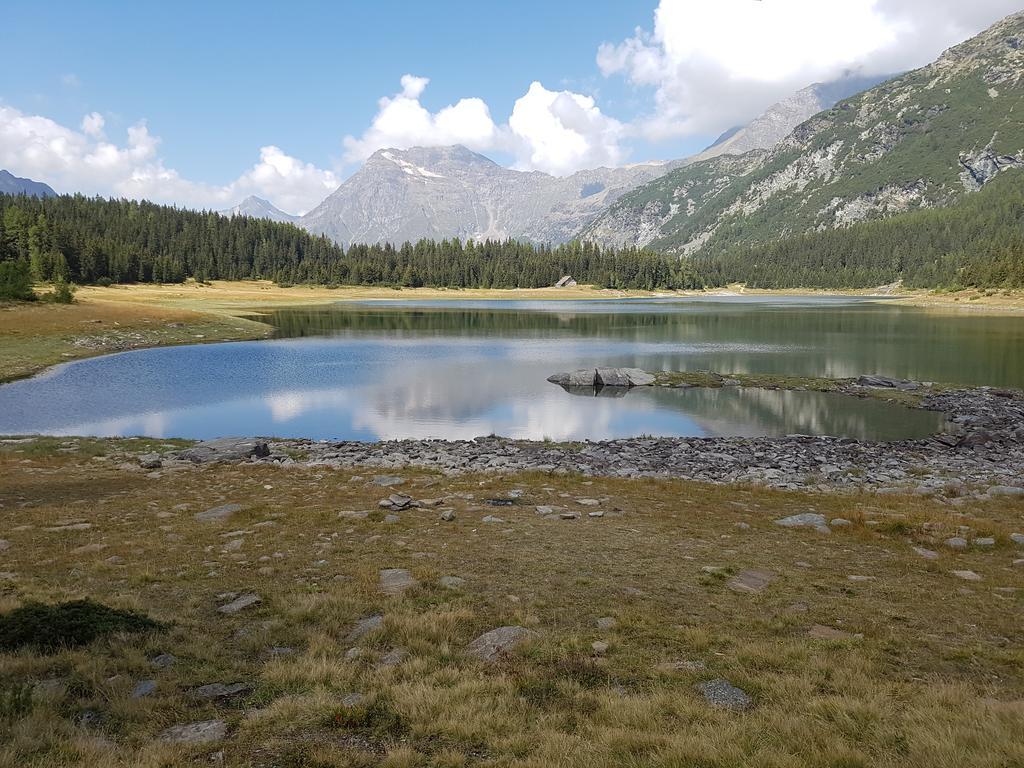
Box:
379;647;407;667
481;515;504;524
829;518;852;528
596;617;617;630
195;503;243;523
973;537;996;548
467;626;536;662
656;660;706;673
576;498;601;506
588;511;606;518
373;476;405;487
1010;533;1024;546
178;438;269;464
439;509;456;522
340;692;366;708
347;615;383;641
131;679;157;699
696;678;753;711
535;505;557;516
913;546;940;560
0;539;11;553
592;641;609;655
952;570;982;581
190;682;250;700
727;569;776;594
945;537;969;550
774;513;830;533
159;719;227;744
988;486;1024;497
439;575;465;589
217;593;261;614
379;568;418;595
150;653;177;669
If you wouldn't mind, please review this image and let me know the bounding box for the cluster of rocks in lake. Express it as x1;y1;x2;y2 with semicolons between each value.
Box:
128;376;1024;498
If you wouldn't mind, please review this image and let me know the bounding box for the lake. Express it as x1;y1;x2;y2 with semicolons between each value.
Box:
2;296;1022;442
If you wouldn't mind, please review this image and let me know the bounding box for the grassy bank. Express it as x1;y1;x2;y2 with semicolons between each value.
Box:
0;437;1021;767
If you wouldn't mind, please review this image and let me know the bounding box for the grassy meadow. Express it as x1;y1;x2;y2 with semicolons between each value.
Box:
0;437;1022;767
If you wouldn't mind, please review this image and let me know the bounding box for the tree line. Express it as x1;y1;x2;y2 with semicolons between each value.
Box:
696;171;1024;289
0;193;701;296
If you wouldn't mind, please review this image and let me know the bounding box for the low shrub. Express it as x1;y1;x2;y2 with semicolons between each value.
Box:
0;600;162;652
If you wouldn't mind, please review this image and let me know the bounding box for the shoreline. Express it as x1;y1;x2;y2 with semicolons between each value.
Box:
3;280;1024;385
24;374;1019;501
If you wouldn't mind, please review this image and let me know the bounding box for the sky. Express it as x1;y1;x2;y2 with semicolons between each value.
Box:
1;0;1021;214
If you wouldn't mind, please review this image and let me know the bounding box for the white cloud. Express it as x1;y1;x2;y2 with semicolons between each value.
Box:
598;0;1023;139
343;75;627;176
508;82;626;174
80;112;105;138
0;105;338;214
342;75;501;163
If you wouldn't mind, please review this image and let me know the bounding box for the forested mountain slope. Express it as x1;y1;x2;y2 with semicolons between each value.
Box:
582;11;1024;257
696;169;1024;289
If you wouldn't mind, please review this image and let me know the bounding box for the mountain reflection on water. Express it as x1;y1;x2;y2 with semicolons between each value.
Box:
1;297;1019;441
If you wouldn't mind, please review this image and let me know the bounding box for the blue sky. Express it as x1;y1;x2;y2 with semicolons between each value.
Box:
2;0;1020;213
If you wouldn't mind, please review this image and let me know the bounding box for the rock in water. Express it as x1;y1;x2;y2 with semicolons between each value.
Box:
467;626;536;662
548;367;655;388
547;370;599;387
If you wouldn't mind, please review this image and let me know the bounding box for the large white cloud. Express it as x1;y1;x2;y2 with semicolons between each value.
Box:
342;75;501;162
0;104;338;214
598;0;1023;139
508;82;626;174
342;75;628;176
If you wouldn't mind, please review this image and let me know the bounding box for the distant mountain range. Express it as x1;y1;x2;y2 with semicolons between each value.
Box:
0;169;55;198
6;10;1021;262
687;73;892;165
220;196;298;224
581;10;1024;255
299;145;679;247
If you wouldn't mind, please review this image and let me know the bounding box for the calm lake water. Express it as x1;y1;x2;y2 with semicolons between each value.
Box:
2;296;1023;442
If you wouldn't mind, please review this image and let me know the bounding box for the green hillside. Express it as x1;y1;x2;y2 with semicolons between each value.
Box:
583;11;1024;281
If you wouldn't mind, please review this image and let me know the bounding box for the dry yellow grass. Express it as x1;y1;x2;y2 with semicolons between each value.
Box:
1;438;1022;767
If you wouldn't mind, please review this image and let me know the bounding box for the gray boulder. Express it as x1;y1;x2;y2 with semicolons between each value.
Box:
195;503;243;523
467;626;536;662
548;367;655;389
159;719;227;744
774;513;830;533
178;438;270;464
696;678;754;711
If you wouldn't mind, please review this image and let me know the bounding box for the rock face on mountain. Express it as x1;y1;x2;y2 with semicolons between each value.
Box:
0;170;56;198
581;11;1024;255
299;145;678;247
220;196;298;224
689;74;891;164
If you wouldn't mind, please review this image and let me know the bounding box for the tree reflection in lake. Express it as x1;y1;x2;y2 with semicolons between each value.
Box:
0;297;1017;441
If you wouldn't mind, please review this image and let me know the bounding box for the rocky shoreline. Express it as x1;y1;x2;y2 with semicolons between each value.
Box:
137;375;1024;500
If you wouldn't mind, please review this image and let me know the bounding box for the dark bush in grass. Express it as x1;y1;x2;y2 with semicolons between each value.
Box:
0;600;162;652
